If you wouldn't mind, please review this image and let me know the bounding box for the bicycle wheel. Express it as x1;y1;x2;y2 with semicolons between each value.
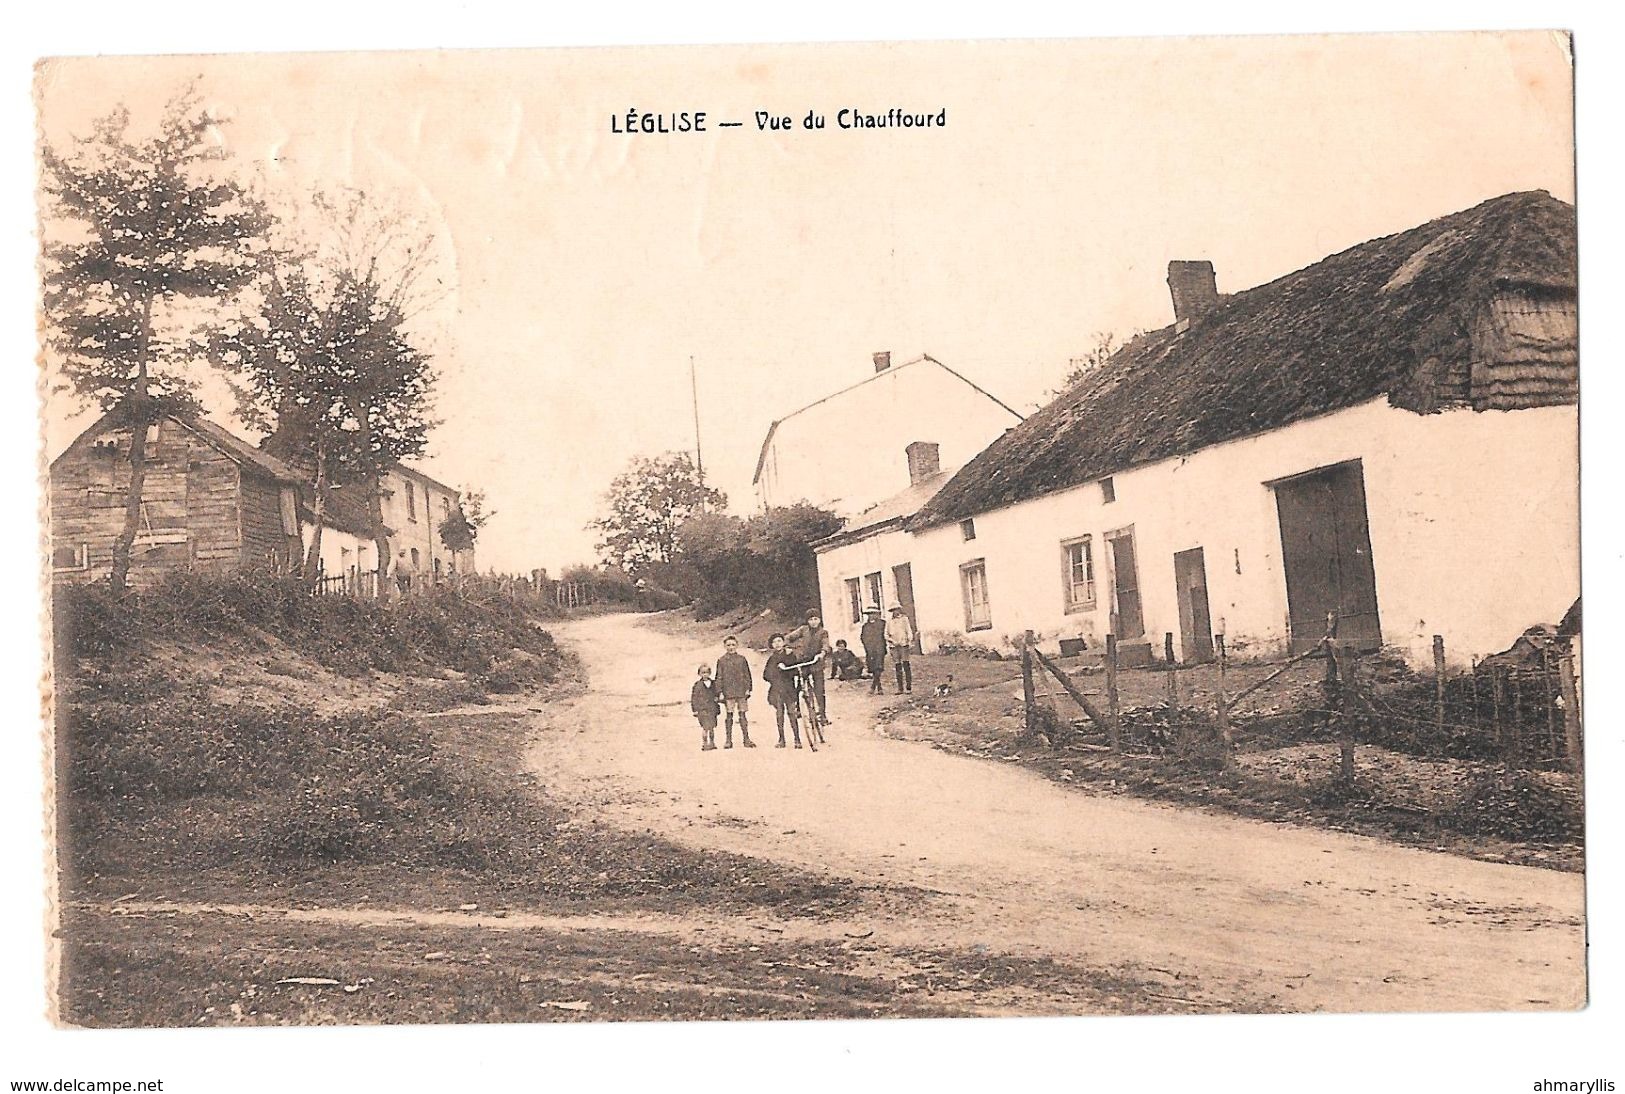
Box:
802;682;823;747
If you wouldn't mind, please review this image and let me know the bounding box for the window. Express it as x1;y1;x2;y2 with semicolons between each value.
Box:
52;544;87;572
406;481;417;521
1099;477;1116;504
863;571;884;611
410;547;421;570
845;578;863;624
960;518;977;541
960;559;992;631
1062;535;1096;611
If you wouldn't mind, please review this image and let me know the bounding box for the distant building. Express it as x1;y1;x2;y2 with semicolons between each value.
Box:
49;409;471;589
820;191;1578;668
751;352;1023;517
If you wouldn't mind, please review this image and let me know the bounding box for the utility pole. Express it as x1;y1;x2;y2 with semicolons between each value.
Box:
690;354;705;510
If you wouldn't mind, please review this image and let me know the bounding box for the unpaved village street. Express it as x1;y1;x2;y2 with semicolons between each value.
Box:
530;613;1587;1014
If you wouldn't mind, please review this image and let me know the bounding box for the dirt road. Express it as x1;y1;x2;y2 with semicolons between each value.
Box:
531;612;1586;1014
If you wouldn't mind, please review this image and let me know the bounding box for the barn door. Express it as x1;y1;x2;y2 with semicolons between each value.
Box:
1273;460;1381;654
1105;527;1145;640
892;563;923;653
1173;547;1215;664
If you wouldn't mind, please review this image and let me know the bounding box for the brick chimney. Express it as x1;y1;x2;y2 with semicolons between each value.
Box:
905;441;941;485
1167;260;1219;323
873;351;892;373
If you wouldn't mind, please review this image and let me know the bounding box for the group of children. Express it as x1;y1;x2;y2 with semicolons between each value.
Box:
688;604;920;753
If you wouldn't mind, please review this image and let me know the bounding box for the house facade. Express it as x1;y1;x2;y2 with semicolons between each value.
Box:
753;352;1023;517
379;464;470;584
812;458;947;654
896;191;1577;668
50;410;472;591
50;412;306;586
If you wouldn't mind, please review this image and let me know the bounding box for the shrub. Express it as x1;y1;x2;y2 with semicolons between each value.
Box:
1446;767;1583;844
54;575;565;685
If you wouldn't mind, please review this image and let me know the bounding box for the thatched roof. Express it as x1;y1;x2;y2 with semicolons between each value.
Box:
913;191;1577;529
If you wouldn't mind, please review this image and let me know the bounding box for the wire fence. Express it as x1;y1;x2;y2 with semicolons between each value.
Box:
1018;613;1582;780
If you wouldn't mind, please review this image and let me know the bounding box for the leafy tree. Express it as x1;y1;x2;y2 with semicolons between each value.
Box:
673;503;842;617
439;488;492;558
213;258;353;580
592;453;725;572
41;87;271;592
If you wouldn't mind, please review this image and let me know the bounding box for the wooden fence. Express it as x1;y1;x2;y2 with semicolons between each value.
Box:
1018;613;1582;779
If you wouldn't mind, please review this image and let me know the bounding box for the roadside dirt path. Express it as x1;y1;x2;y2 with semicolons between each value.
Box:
529;612;1587;1014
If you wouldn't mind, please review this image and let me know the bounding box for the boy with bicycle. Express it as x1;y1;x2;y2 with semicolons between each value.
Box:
763;633;813;750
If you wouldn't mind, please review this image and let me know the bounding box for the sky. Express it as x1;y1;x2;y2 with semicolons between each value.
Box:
35;32;1575;574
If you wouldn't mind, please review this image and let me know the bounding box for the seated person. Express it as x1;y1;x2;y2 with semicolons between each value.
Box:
828;639;865;681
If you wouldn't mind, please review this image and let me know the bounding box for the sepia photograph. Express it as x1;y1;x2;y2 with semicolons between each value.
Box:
13;13;1614;1088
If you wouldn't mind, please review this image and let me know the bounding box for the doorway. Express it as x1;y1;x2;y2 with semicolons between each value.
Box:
892;562;923;653
1105;527;1145;640
1173;547;1215;663
1272;459;1382;654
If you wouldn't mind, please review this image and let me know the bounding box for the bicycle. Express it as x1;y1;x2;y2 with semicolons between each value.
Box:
786;652;826;750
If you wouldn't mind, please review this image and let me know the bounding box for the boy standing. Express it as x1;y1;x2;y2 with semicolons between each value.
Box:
714;635;757;748
860;606;888;695
691;664;721;751
785;609;832;726
886;604;916;694
763;633;807;749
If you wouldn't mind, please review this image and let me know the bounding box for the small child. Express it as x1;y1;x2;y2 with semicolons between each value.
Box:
829;639;864;681
691;663;721;751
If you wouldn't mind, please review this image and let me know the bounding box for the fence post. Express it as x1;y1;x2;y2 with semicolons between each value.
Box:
1542;648;1559;759
1105;634;1121;752
1323;612;1353;786
1431;635;1446;749
1164;632;1179;709
1509;670;1524;761
1558;651;1583;779
1468;656;1480;730
1021;630;1037;737
1491;667;1504;751
1215;632;1233;765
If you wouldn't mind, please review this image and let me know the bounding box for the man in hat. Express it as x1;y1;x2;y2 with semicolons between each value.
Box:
785;609;832;726
859;605;888;695
886;604;916;694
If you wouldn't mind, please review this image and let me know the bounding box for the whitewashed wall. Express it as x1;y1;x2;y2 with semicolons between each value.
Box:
815;525;917;652
756;361;1020;516
301;522;372;581
906;397;1578;667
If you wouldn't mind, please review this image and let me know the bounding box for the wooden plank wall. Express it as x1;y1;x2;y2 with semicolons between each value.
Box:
49;420;244;585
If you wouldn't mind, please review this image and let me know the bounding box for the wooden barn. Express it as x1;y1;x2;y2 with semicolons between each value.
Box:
51;410;311;586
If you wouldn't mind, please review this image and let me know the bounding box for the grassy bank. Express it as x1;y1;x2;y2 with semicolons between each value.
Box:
53;575;856;915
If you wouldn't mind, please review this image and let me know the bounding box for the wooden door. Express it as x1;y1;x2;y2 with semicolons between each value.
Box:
1173;547;1215;663
1106;528;1145;640
1273;460;1382;654
892;563;923;653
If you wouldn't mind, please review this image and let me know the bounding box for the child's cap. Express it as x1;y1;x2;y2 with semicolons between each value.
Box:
806;610;820;621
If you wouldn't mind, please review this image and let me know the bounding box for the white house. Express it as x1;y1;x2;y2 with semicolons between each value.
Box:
812;449;947;653
895;191;1578;668
753;352;1023;517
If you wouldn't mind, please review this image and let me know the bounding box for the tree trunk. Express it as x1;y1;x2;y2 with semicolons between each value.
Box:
301;443;329;585
108;293;157;596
